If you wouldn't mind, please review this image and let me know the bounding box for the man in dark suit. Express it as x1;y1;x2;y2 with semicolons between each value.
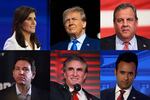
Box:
101;3;150;50
52;6;100;50
0;57;49;100
50;55;100;100
101;52;150;100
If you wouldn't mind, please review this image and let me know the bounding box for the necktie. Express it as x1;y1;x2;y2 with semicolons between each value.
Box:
72;91;79;100
117;90;125;100
123;42;129;50
71;39;78;50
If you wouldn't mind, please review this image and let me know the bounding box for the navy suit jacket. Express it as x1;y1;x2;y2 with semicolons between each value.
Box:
100;35;150;50
0;85;49;100
50;81;100;100
101;87;150;100
52;36;100;50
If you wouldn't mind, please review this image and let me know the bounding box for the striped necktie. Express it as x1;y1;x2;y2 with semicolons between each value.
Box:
123;42;129;50
117;90;125;100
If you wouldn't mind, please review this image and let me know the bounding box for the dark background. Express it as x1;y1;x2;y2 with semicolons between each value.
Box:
0;51;50;91
50;0;100;46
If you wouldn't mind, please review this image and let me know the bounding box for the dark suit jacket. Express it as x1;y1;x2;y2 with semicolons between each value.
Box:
100;35;150;50
50;81;100;100
52;36;100;50
0;85;49;100
101;87;150;100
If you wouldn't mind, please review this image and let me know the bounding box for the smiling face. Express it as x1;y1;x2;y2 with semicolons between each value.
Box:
22;12;36;34
64;60;87;88
114;7;138;42
115;61;136;89
64;11;86;38
13;60;35;86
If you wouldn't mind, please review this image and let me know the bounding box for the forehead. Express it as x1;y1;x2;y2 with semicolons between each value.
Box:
115;7;135;18
15;60;31;68
66;60;84;68
117;61;136;72
65;11;81;18
28;12;35;17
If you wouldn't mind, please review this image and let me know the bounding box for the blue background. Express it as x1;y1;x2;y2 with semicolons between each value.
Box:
0;0;50;50
100;50;150;97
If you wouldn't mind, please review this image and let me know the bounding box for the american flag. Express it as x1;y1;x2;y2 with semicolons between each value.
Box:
100;0;150;39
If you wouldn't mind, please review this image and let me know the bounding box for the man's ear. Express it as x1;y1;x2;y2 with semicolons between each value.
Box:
32;71;36;79
83;21;86;28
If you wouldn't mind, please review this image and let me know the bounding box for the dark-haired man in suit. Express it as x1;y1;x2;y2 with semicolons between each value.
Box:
0;57;49;100
50;55;100;100
101;3;150;50
101;52;150;100
52;6;100;50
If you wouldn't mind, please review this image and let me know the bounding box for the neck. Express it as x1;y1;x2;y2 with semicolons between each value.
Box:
23;32;31;42
17;83;30;95
70;31;85;39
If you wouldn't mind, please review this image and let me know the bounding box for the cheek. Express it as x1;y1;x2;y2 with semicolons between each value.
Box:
64;72;71;78
22;22;30;29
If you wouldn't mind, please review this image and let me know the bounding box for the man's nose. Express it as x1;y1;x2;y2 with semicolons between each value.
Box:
19;70;24;74
124;74;129;80
73;70;78;76
123;20;128;26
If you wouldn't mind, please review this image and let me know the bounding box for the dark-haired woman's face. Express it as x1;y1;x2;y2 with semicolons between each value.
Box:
22;12;36;34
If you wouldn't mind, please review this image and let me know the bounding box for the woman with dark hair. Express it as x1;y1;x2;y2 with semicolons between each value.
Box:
3;6;40;50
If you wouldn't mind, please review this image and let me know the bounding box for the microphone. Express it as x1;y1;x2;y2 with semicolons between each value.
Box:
73;84;81;92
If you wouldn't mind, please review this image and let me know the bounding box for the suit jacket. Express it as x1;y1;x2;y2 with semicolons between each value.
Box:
100;35;150;50
50;81;100;100
52;36;100;50
101;87;150;100
0;85;49;100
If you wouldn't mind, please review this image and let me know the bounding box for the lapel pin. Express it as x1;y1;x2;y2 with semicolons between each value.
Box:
143;44;147;48
132;96;136;99
86;43;90;46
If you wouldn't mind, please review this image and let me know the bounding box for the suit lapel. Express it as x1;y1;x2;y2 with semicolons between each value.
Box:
81;37;91;50
127;87;137;100
136;36;149;50
7;85;18;100
110;88;115;100
82;89;92;100
110;35;116;50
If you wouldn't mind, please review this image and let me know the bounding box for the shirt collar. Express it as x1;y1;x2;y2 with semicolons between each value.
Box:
69;86;84;96
116;35;137;46
71;33;86;44
115;84;132;94
16;84;31;96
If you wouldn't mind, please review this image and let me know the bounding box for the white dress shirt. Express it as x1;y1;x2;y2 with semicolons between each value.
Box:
115;84;132;100
68;33;86;50
69;86;87;100
16;84;31;96
116;35;138;50
3;32;40;50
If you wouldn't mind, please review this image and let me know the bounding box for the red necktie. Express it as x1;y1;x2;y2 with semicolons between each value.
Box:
123;42;129;50
72;91;79;100
117;90;125;100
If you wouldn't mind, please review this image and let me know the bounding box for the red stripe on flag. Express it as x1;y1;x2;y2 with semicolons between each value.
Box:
101;0;150;10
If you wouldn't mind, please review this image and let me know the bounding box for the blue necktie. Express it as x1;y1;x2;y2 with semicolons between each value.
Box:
71;39;78;50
